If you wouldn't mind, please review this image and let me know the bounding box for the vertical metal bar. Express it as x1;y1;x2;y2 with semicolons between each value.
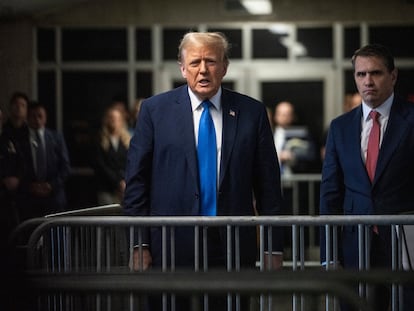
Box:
227;225;232;271
235;226;240;271
325;224;331;311
202;226;208;311
227;225;232;311
325;224;331;269
308;181;316;247
300;225;305;311
129;226;135;311
96;227;102;272
267;225;273;269
397;225;403;311
332;225;339;311
292;224;298;311
267;225;273;311
170;226;176;311
235;225;240;311
391;224;398;311
332;225;338;269
170;226;176;271
74;227;79;272
162;226;167;311
358;224;365;299
259;225;265;311
138;227;144;272
259;225;265;271
96;226;102;311
162;226;167;271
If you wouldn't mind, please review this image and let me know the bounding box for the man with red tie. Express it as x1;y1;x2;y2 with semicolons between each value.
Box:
320;44;414;310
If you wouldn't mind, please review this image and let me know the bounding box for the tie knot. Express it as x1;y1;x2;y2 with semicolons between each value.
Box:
202;100;212;110
369;110;380;121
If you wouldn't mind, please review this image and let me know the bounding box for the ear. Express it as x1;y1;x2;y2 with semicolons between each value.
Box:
391;68;398;86
180;64;187;79
222;63;228;77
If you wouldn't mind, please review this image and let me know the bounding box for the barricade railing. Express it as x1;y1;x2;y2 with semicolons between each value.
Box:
281;173;321;256
7;207;414;311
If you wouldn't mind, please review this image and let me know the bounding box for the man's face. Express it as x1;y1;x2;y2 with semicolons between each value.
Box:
354;56;397;108
11;96;28;121
28;107;47;130
274;103;294;128
180;44;228;100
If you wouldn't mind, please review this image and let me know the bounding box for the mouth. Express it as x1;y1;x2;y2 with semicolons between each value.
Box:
198;79;210;86
363;89;376;96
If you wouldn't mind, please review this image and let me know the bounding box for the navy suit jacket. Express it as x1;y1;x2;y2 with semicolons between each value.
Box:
0;126;70;220
123;85;284;267
320;96;414;268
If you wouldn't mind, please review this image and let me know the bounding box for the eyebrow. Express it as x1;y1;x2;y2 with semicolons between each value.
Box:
355;69;383;76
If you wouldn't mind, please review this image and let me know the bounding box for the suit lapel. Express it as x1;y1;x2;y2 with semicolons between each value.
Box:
348;107;366;171
374;99;409;184
219;90;238;187
175;87;199;185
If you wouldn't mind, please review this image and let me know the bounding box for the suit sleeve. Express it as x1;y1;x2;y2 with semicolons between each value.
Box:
123;100;153;245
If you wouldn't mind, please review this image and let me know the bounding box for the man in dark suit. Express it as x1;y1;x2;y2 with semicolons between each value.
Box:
320;44;414;310
123;32;284;310
0;92;30;226
22;101;71;219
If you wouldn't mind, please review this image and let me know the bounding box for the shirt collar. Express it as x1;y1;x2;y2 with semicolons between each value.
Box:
188;87;222;111
30;127;45;137
362;93;394;121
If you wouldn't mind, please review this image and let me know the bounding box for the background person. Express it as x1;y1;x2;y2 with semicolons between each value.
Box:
23;101;71;219
93;105;131;205
0;91;30;226
273;100;317;176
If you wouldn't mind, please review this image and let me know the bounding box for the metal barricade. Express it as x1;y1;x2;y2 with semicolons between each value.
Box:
7;209;414;311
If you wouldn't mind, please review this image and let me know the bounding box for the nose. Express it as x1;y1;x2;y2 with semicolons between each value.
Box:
199;60;208;73
364;73;374;86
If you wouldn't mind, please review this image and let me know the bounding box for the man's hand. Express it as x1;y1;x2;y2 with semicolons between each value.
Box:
263;253;283;270
131;247;152;271
3;176;20;191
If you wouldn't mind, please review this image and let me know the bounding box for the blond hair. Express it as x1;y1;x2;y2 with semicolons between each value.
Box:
99;107;131;151
178;32;230;66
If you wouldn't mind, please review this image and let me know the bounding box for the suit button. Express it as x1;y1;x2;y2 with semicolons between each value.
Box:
195;193;200;199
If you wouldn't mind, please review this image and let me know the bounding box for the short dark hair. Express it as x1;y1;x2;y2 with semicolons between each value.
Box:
28;100;46;113
351;44;395;72
9;91;29;106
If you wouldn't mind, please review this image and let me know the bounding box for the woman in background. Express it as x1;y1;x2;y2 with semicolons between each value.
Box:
93;106;131;205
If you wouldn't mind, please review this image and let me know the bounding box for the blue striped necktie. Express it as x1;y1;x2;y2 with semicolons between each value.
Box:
197;100;217;216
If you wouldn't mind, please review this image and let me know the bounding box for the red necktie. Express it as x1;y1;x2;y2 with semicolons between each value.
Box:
366;110;380;182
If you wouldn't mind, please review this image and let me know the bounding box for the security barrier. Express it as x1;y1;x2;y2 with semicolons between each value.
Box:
7;205;414;311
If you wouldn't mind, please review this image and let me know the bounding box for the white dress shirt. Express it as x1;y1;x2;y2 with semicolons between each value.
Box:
188;87;223;182
30;127;46;173
360;93;393;164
